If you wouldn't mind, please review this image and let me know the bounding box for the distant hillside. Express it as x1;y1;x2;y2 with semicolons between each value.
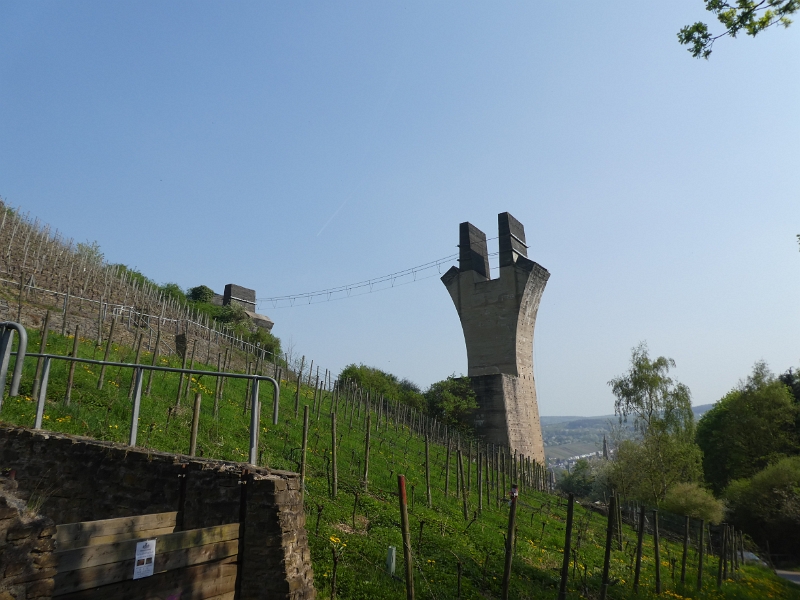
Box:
542;404;715;464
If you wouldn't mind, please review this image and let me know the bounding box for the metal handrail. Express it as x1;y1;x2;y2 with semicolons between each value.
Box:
2;328;279;467
0;321;27;405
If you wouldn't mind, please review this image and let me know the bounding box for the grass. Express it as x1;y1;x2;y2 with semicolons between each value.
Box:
1;324;798;599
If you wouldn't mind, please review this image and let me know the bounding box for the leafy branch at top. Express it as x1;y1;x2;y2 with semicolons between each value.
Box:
679;0;799;58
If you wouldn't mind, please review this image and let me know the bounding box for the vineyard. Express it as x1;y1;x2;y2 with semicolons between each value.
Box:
0;203;797;599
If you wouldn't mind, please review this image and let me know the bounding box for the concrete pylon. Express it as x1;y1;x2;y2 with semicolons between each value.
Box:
441;212;549;463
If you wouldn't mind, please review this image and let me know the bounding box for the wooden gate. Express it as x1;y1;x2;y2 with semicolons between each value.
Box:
53;512;239;599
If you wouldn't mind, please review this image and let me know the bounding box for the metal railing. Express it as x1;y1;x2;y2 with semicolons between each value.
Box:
0;321;28;400
0;322;279;467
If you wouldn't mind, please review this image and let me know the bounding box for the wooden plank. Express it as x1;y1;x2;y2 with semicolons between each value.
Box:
54;540;238;595
56;512;179;550
66;526;176;549
55;557;237;600
57;522;240;573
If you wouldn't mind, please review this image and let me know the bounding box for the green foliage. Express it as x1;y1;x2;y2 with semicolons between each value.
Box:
608;343;703;505
112;264;157;290
609;342;695;442
609;437;703;506
726;455;800;554
1;328;798;599
339;364;426;410
424;375;478;431
696;361;799;494
76;240;104;266
246;326;281;359
661;482;726;524
779;367;800;402
188;285;215;303
214;302;248;325
557;458;595;498
159;282;187;304
679;0;799;58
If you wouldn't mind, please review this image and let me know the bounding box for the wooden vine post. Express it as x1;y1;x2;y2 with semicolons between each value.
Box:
500;484;518;600
397;474;414;600
599;495;616;600
444;439;451;497
64;324;79;406
184;339;197;407
97;315;116;389
175;337;189;406
189;392;202;456
331;412;338;499
697;519;706;591
300;405;309;502
458;449;468;521
654;510;662;594
717;524;726;587
477;452;483;513
681;515;690;585
294;356;305;418
425;435;432;508
633;505;645;592
362;414;371;492
145;327;161;395
32;310;51;398
558;493;574;600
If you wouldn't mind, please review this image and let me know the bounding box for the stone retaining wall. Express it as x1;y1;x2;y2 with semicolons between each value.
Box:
0;425;315;599
0;476;56;600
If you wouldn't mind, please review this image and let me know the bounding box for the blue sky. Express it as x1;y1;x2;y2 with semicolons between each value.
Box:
2;2;798;415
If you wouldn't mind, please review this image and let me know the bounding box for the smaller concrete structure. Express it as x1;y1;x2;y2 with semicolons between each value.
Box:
215;284;274;332
224;284;257;311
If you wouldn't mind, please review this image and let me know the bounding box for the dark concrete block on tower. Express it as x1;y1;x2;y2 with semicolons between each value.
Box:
223;284;257;310
441;212;549;463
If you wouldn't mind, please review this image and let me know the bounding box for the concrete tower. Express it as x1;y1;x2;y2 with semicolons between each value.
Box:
441;212;549;463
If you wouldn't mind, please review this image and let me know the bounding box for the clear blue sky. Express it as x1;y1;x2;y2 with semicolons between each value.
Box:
2;2;798;416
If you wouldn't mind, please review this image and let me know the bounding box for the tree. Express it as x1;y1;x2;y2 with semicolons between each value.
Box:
607;343;703;505
609;342;695;441
188;285;215;303
679;0;799;58
424;375;478;430
558;458;596;498
725;456;800;554
696;361;799;493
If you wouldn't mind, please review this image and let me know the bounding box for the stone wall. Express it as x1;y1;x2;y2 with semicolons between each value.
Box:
0;475;56;600
0;425;315;600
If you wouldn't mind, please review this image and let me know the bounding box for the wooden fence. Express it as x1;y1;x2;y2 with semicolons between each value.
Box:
53;511;239;599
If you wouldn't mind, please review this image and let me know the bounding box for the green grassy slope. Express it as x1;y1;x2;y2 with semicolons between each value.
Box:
0;328;796;600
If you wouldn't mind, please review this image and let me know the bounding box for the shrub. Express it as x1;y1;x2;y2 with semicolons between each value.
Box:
425;375;478;430
725;456;800;555
159;282;186;304
339;364;426;411
661;482;725;524
188;285;214;303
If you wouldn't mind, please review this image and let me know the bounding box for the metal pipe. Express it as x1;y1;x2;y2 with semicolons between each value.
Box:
16;351;280;454
129;368;143;446
0;327;15;409
248;377;260;465
1;321;27;397
34;357;50;429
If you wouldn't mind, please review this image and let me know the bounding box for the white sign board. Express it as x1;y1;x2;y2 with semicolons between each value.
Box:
133;539;157;579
